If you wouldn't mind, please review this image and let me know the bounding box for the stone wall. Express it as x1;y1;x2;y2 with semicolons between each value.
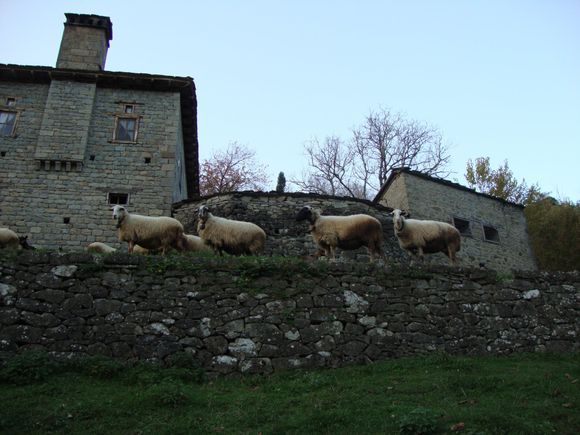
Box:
377;172;537;271
1;252;577;377
173;191;408;262
0;82;185;251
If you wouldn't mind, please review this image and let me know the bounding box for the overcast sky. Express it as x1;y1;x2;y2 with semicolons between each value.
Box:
2;0;579;200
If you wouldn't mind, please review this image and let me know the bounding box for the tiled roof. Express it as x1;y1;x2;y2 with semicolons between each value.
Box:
373;167;524;208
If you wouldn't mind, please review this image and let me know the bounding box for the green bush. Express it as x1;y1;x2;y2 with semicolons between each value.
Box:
78;355;128;379
0;350;59;385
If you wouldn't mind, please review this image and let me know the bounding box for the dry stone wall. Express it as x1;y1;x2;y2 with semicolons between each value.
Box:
173;191;408;263
1;252;578;377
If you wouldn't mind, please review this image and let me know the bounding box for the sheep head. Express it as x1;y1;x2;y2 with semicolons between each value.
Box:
112;205;127;228
391;209;410;233
296;206;318;224
18;235;35;250
197;205;211;230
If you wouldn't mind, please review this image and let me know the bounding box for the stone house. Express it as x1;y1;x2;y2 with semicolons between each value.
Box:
0;13;199;250
374;167;537;271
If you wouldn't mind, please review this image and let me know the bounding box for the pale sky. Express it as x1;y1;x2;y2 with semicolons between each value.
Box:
2;0;579;200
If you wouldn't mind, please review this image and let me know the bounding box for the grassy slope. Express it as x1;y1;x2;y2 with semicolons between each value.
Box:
0;352;578;435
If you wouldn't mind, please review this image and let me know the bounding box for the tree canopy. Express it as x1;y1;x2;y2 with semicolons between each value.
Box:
199;142;270;196
465;157;543;205
292;107;451;199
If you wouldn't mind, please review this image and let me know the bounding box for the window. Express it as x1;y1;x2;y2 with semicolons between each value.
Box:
453;217;471;236
114;117;138;142
483;225;500;243
124;104;134;113
6;98;16;107
108;192;129;205
0;111;17;136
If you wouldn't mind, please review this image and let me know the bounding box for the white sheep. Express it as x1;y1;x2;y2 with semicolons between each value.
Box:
196;205;266;256
390;209;461;265
86;241;117;254
111;205;187;255
183;234;213;254
0;228;35;250
295;206;386;262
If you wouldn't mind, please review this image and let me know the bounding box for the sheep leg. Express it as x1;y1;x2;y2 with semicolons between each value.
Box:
448;247;458;266
417;247;425;264
128;241;135;254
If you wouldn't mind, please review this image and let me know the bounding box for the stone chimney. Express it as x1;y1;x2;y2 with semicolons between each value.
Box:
56;13;113;71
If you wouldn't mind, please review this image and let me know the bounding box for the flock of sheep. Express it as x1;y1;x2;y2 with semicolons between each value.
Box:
0;204;462;265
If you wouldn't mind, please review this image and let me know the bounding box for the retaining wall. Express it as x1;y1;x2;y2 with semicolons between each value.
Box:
0;252;578;376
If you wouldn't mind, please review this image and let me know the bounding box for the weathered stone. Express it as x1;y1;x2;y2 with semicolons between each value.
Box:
228;338;257;358
146;323;171;336
204;336;229;354
240;358;273;375
51;265;78;278
21;312;60;328
0;283;17;306
211;355;238;373
344;290;369;313
94;299;122;316
32;289;66;304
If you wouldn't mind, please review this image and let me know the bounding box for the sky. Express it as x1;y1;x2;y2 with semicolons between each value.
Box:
2;0;579;201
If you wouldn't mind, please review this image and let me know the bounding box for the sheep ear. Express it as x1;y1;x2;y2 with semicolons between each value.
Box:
401;209;410;217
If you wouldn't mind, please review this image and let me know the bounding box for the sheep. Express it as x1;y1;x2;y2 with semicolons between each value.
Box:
86;241;117;254
111;205;187;255
0;228;35;250
295;206;386;262
390;209;461;265
132;244;151;255
183;234;213;254
196;205;266;256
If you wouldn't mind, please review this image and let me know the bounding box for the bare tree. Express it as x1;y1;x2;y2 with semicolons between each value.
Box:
292;136;357;197
199;142;270;196
294;107;451;199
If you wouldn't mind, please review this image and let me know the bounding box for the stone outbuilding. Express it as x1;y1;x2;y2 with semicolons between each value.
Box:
374;167;537;271
0;13;199;250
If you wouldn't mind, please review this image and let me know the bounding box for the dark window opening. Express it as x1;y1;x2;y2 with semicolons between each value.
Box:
63;217;70;224
114;117;137;142
483;225;500;243
6;98;16;107
1;151;6;157
108;192;129;205
453;217;471;236
124;104;134;113
89;155;95;161
0;111;17;136
144;157;151;164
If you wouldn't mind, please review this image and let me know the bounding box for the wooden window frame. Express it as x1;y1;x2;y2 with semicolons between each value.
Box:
482;224;500;244
0;109;19;137
113;115;140;143
107;192;130;206
453;216;472;237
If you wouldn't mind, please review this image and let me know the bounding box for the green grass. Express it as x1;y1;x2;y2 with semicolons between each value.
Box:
0;352;578;434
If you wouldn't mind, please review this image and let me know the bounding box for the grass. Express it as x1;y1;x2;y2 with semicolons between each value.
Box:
0;352;578;434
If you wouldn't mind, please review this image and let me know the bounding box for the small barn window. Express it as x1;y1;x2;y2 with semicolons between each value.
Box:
453;217;471;236
483;225;500;243
124;104;134;113
108;192;129;205
6;98;16;107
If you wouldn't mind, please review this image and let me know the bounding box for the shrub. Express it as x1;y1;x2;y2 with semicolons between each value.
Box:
0;350;59;385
